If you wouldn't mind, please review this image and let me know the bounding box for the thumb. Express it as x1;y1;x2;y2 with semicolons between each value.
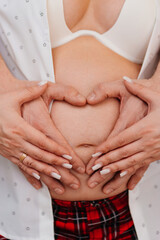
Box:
87;81;128;105
43;83;86;107
124;80;160;105
17;81;48;105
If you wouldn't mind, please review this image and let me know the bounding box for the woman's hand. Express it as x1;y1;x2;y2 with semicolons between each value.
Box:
0;81;86;189
85;78;152;192
86;80;160;191
22;83;87;192
0;83;52;180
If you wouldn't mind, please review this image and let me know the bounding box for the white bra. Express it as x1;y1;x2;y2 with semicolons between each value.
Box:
47;0;156;64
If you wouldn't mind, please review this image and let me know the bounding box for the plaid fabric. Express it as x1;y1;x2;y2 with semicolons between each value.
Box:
53;190;138;240
0;191;138;240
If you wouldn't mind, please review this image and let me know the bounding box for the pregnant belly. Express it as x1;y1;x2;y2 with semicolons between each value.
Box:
50;36;141;200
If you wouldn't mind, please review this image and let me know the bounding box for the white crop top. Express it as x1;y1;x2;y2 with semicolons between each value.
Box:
47;0;156;64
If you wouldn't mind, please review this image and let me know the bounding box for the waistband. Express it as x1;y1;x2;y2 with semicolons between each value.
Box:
52;190;128;208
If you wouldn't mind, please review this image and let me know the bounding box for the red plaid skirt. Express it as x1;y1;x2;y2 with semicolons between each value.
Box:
0;191;138;240
53;190;138;240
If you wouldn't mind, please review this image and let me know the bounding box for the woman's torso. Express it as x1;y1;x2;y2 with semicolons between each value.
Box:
47;0;155;200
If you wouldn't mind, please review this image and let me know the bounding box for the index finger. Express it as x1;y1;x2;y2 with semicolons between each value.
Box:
17;116;71;157
87;80;129;104
43;83;86;107
93;117;145;155
20;116;85;173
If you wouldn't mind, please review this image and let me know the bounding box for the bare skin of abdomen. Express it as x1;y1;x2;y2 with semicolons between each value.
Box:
50;36;141;201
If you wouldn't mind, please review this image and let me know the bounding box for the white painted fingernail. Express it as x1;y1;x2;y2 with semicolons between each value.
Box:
120;171;128;177
38;80;48;86
100;168;111;175
32;173;40;180
92;163;102;171
92;152;102;158
70;184;79;189
51;172;61;180
89;182;98;188
105;188;113;194
54;188;63;194
48;99;54;114
123;76;133;83
62;154;72;160
77;167;85;173
62;163;72;169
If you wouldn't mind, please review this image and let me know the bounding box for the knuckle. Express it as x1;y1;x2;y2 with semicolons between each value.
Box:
24;159;35;168
17;162;27;171
140;126;154;136
33;151;43;161
112;164;120;172
17;161;23;168
129;157;138;165
50;157;60;166
41;167;51;175
139;161;145;167
8;125;23;137
145;139;155;147
120;149;128;158
102;155;110;164
37;139;46;149
117;137;125;146
128;166;137;174
101;142;110;152
143;159;151;165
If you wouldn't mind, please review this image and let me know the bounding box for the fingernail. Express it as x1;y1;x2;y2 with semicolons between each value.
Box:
105;188;113;194
100;168;111;175
33;183;41;190
54;188;63;194
120;171;128;177
130;184;136;190
38;80;48;86
62;154;72;160
51;172;61;180
92;163;102;171
62;163;72;169
32;173;40;180
92;152;102;158
77;167;85;173
77;94;85;101
70;183;79;189
89;182;98;188
88;92;96;101
123;76;133;83
48;99;54;113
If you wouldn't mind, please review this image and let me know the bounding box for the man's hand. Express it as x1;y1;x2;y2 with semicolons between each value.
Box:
86;78;152;192
21;82;87;192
